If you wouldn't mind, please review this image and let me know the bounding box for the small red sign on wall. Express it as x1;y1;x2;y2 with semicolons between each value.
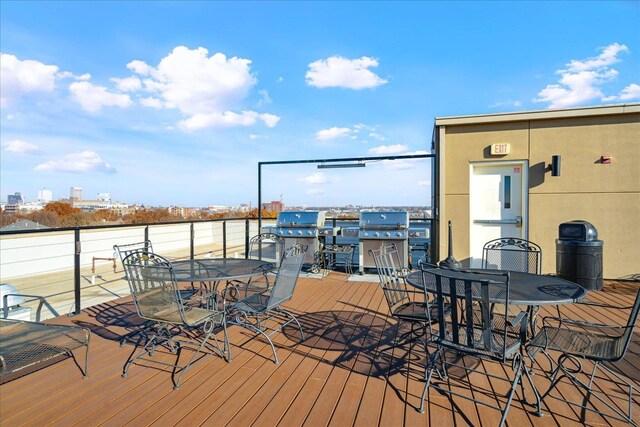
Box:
513;167;520;173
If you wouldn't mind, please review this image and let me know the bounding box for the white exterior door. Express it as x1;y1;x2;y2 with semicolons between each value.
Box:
469;161;528;267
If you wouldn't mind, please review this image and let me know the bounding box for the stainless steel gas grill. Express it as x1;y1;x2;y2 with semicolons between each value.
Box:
358;211;410;273
275;211;326;264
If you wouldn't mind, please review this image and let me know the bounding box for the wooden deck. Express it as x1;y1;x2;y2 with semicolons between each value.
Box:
1;273;639;426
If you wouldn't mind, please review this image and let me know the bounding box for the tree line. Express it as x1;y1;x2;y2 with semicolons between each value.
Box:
0;202;278;228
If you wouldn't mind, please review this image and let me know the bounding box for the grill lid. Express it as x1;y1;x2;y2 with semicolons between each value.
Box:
359;211;409;229
276;211;326;228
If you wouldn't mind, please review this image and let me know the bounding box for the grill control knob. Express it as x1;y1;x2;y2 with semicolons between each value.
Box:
297;230;302;236
287;230;293;235
364;232;369;237
385;232;391;237
374;232;380;237
307;230;312;236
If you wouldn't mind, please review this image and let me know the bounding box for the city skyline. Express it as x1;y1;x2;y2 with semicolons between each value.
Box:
2;2;639;206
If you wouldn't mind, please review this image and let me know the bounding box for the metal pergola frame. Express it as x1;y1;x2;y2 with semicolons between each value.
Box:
257;153;437;233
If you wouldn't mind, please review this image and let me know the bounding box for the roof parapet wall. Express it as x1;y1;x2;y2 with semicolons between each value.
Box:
435;103;640;126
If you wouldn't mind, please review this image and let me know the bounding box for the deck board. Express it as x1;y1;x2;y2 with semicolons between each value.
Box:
1;276;639;426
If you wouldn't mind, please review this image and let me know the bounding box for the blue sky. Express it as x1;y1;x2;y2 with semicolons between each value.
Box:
1;1;639;208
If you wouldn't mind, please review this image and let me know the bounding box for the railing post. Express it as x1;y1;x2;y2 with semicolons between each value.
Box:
245;219;250;259
190;222;195;260
73;228;81;316
144;225;149;247
223;220;227;258
332;218;337;245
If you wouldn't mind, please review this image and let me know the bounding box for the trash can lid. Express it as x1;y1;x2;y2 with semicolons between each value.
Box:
558;220;598;242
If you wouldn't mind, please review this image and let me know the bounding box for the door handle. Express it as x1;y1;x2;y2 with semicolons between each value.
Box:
474;216;522;227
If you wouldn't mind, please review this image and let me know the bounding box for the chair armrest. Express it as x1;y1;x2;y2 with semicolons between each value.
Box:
542;316;628;337
507;310;529;342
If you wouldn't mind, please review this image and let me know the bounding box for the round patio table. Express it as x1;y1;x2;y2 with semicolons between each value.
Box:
170;258;275;283
405;268;587;306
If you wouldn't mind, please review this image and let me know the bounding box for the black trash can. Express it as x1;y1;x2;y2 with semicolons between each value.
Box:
556;220;603;290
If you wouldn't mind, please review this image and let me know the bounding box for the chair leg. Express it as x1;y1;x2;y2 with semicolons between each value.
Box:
277;308;305;341
419;349;440;413
498;355;525;427
540;356;638;425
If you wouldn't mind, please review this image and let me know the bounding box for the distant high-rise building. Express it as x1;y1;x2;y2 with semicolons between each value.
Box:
70;186;83;202
7;192;24;205
37;188;53;203
96;192;111;202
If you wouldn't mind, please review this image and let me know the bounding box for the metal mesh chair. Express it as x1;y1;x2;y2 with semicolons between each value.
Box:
482;237;542;273
370;244;446;357
419;267;541;426
121;251;228;390
527;289;640;424
0;319;90;379
482;237;542;336
227;244;307;364
239;233;285;293
114;241;199;345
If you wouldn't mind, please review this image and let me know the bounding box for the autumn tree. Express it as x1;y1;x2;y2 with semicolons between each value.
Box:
93;209;118;222
44;201;79;218
26;210;62;228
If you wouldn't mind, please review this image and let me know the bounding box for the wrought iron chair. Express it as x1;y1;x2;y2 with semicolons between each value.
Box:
419;267;541;426
114;241;197;346
370;244;446;357
527;289;640;424
482;237;543;336
121;250;228;390
226;244;307;364
241;233;286;293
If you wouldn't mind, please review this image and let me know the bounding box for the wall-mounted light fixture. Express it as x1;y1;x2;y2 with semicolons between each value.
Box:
317;162;366;169
551;155;561;176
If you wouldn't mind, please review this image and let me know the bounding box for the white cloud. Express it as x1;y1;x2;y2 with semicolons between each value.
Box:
306;56;388;89
619;83;640;100
35;150;116;173
127;46;278;130
300;172;328;184
368;132;386;141
0;54;59;107
111;76;142;92
418;180;430;187
315;127;351;140
565;43;628;72
69;81;132;112
2;139;42;154
139;96;164;108
130;47;256;114
249;134;268;140
604;83;640;103
257;89;272;106
179;111;280;130
306;189;326;197
369;144;408;155
57;71;91;81
534;43;634;108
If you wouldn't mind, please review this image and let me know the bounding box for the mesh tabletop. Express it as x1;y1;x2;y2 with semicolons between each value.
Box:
169;258;275;282
0;319;89;376
406;269;587;306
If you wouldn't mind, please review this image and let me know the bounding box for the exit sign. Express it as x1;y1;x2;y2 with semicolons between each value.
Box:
491;143;511;155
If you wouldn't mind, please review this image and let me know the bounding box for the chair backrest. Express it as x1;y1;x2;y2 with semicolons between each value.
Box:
615;289;640;361
370;243;410;313
248;233;285;266
121;250;183;323
421;266;517;362
266;244;307;310
114;240;154;267
482;237;541;274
